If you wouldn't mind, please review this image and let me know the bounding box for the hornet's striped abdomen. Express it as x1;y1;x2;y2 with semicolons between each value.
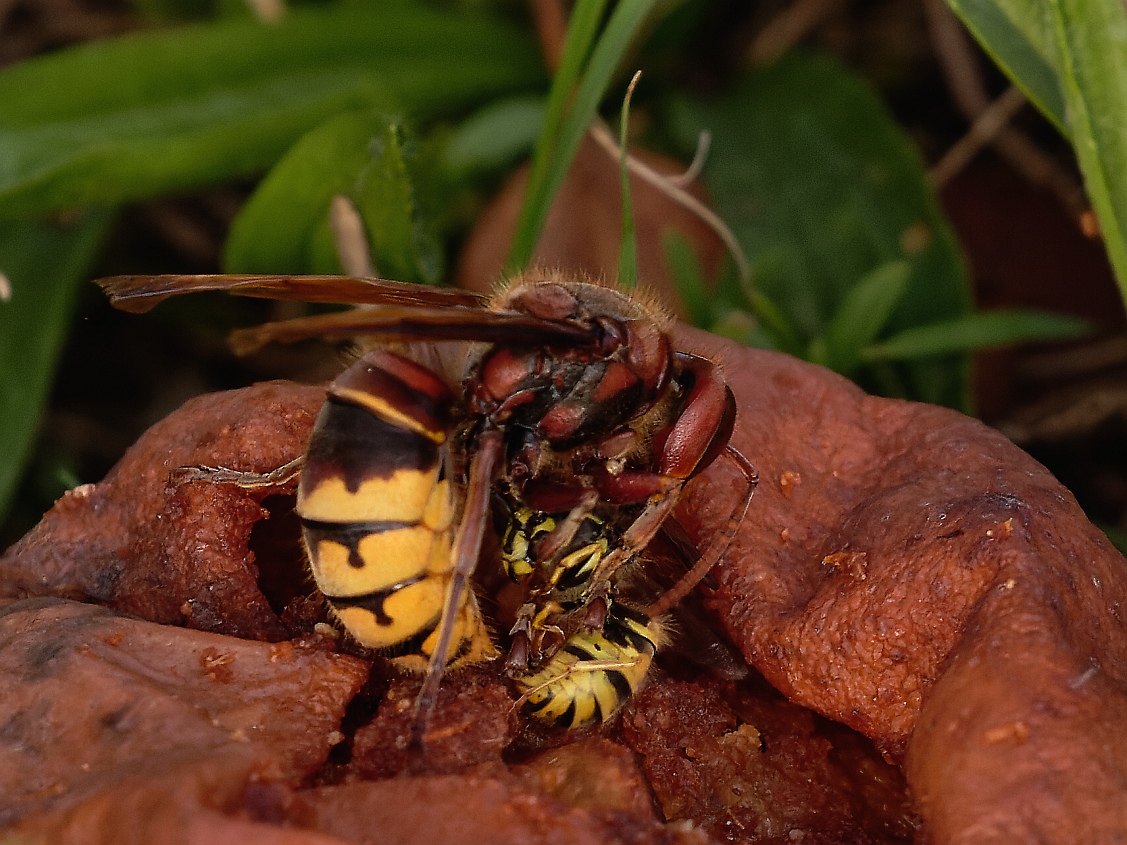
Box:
296;349;495;672
516;609;664;729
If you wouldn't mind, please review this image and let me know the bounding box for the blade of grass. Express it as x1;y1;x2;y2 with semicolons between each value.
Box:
507;0;659;272
820;260;911;375
862;309;1091;361
749;288;804;356
663;230;711;327
617;71;642;288
506;0;608;272
944;0;1066;131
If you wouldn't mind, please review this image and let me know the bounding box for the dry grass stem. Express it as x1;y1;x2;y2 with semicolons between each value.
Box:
924;0;1089;222
930;86;1027;187
748;0;846;66
589;123;751;285
330;195;377;279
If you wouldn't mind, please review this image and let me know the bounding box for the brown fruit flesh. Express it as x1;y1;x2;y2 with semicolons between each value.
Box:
3;330;1125;842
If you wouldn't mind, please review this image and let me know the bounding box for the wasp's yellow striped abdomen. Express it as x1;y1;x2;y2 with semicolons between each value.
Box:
516;610;664;729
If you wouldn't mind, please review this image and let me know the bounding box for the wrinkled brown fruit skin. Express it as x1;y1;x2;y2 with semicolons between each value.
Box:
0;598;369;843
673;326;1127;843
0;382;326;639
3;330;1126;842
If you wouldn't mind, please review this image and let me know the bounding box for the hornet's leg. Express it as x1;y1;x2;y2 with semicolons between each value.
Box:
409;428;502;751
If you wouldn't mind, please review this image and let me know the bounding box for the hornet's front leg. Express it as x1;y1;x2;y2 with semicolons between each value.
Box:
583;353;747;618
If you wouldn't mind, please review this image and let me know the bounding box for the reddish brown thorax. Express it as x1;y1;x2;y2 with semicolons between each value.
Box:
472;281;672;442
464;279;731;511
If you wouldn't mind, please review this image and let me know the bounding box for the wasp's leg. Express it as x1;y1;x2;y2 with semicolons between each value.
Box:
505;598;569;675
580;489;683;615
506;603;537;672
169;456;305;489
409;428;503;749
585;446;755;623
591;354;735;501
531;489;599;564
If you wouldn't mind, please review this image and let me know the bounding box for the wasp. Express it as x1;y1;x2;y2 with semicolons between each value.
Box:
517;605;666;730
497;499;662;728
496;469;754;730
96;271;754;733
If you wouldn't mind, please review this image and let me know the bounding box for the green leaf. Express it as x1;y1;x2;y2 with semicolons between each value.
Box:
508;0;659;272
355;124;444;286
663;230;711;327
715;253;806;355
709;309;759;347
748;287;804;355
226;112;442;284
944;0;1066;130
1047;0;1127;304
0;5;542;218
820;260;911;375
506;0;609;272
1100;522;1127;556
668;53;974;408
862;309;1091;361
0;210;113;522
442;96;546;178
945;0;1127;302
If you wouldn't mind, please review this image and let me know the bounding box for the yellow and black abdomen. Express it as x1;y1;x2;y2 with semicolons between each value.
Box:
296;349;494;672
516;608;664;729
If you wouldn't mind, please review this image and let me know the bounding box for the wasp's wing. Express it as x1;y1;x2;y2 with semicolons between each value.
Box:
229;305;597;354
663;599;749;681
96;274;488;314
